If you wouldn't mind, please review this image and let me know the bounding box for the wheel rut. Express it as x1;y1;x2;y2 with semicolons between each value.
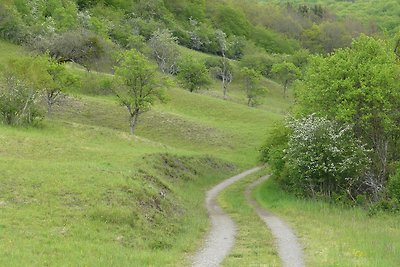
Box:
245;175;305;267
191;167;261;267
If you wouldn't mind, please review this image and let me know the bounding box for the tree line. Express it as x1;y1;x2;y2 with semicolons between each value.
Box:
261;35;400;212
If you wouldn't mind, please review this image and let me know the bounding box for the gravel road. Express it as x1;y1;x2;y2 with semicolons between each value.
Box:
191;167;261;267
245;175;305;267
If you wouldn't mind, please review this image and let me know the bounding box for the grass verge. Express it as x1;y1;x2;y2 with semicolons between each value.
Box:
218;169;281;266
255;177;400;267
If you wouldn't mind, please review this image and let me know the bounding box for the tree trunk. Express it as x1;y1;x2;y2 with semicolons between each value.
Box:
47;94;53;116
284;80;288;97
247;97;252;107
223;79;228;100
129;111;140;135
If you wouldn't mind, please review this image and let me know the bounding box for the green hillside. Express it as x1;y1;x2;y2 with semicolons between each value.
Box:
0;39;286;265
1;0;400;266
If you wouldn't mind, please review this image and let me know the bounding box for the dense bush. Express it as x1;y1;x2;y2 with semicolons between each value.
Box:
297;36;400;197
388;168;400;204
0;4;28;44
177;56;210;92
0;75;43;125
263;115;371;200
240;52;277;78
0;57;53;125
250;26;301;54
43;29;111;71
210;5;251;38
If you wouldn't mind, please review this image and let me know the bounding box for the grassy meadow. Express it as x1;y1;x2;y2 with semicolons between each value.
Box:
0;39;287;266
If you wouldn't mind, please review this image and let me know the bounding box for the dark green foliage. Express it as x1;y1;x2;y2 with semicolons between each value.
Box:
46;29;109;71
240;51;277;78
226;35;246;59
297;35;400;194
76;0;101;10
260;121;289;176
251;26;301;54
177;56;210;92
388;167;400;206
210;5;251;37
0;4;28;44
240;67;266;106
164;0;206;22
0;56;54;125
113;49;165;134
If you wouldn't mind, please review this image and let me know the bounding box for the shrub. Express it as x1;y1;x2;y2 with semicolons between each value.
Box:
46;29;109;71
177;56;210;92
240;52;277;78
80;73;113;95
388;168;400;203
0;74;43;125
281;114;370;199
0;4;28;44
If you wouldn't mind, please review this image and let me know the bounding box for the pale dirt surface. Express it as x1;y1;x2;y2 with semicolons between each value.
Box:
191;167;262;267
246;175;305;267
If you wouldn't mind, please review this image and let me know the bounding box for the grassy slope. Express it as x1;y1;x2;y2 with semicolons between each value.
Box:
0;40;287;266
255;178;400;267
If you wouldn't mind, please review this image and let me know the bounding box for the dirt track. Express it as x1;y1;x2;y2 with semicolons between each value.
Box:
191;167;261;267
245;175;305;267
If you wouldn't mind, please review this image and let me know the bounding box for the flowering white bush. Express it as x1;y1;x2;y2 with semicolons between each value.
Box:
285;114;370;198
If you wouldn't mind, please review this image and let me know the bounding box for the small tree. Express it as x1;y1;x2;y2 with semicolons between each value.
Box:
113;49;164;135
240;67;266;106
272;61;301;97
177;56;210;92
149;29;180;75
215;29;233;99
45;57;70;115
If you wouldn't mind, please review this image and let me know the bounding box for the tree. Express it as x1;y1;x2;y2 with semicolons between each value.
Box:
296;35;400;197
45;57;71;115
177;56;210;92
240;67;266;106
272;61;300;97
215;29;233;99
149;29;180;75
113;49;164;135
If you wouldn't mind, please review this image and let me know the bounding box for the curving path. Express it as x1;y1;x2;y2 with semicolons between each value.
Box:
192;167;261;267
245;175;305;267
